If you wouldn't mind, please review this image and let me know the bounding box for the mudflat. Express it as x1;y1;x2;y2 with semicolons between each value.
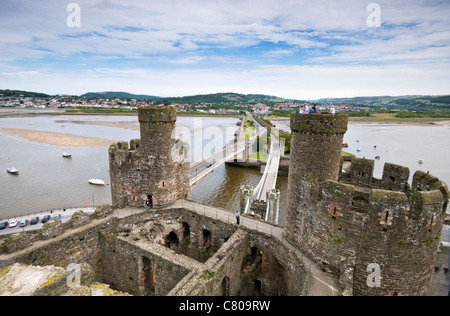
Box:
0;128;117;148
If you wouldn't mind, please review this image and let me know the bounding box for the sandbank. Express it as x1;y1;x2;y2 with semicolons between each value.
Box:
0;128;118;148
54;120;140;131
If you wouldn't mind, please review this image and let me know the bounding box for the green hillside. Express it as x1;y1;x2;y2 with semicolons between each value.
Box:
81;91;161;100
315;95;450;109
0;89;51;98
165;92;289;104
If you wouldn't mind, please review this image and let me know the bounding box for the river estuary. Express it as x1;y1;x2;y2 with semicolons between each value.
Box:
0;111;449;222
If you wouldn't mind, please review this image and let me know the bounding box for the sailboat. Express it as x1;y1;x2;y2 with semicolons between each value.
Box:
89;161;105;186
62;145;72;159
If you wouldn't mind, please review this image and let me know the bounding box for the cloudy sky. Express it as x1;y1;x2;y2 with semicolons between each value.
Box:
1;0;450;99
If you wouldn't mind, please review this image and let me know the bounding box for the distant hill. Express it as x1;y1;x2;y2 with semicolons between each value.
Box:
3;88;450;109
164;92;296;104
0;89;51;98
315;95;450;108
81;91;161;100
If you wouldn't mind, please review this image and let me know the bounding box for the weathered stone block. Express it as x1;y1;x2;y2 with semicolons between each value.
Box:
40;220;63;240
1;233;33;254
67;211;91;229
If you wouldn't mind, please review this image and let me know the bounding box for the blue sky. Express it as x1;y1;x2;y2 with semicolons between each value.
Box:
1;0;450;99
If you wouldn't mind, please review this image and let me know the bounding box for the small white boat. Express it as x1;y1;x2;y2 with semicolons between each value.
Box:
89;160;105;185
89;178;105;185
62;145;72;159
7;166;19;175
357;148;362;152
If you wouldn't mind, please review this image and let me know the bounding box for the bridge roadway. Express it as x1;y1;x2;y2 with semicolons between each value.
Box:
242;112;282;219
189;139;248;187
189;111;270;188
252;132;281;202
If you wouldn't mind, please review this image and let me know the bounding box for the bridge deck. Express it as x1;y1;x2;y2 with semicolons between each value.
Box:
189;139;247;187
253;133;281;202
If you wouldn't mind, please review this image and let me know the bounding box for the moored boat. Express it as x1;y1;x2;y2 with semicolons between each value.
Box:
7;166;19;175
62;145;72;159
89;178;105;185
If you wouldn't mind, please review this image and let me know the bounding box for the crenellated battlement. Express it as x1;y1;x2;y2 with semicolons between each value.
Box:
339;158;412;193
318;177;447;233
109;139;143;165
339;158;450;202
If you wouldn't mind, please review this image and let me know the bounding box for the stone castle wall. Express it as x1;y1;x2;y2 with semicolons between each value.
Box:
285;113;449;296
109;106;190;209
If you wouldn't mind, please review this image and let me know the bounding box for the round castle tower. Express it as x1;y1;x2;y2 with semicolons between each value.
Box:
285;113;348;263
109;106;190;209
288;113;349;183
285;113;348;245
285;113;449;296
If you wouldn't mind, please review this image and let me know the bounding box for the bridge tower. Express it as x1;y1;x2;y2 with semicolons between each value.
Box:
109;106;190;209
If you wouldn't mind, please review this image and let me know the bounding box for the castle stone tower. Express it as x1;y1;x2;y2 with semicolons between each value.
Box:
285;113;348;260
285;113;449;296
288;113;349;183
109;106;190;209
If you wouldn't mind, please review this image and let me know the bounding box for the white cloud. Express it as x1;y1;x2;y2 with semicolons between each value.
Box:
1;0;449;97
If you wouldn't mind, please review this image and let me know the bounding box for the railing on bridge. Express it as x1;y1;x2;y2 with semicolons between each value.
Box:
241;115;283;225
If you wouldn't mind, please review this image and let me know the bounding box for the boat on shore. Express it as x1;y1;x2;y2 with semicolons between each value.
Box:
89;178;105;185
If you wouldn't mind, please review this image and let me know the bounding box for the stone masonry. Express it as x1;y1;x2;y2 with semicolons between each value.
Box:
109;106;190;209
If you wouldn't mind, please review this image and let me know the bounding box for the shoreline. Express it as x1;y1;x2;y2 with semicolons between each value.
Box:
269;116;450;127
1;109;449;125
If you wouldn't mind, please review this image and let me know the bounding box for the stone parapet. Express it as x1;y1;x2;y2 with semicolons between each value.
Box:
290;113;348;135
138;106;177;124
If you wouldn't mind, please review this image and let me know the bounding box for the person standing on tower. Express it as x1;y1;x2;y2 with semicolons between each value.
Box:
331;105;336;115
